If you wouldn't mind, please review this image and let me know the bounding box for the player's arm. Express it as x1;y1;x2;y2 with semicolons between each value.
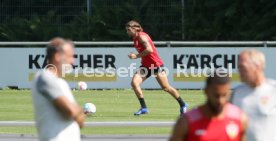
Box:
53;97;85;128
37;75;85;128
136;34;153;58
169;116;188;141
240;112;248;141
129;34;153;59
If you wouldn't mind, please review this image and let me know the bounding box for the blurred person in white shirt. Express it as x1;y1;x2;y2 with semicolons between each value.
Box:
31;37;85;141
232;49;276;141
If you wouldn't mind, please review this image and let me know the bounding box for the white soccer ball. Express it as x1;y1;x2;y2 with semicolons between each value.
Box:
83;103;96;114
77;81;87;90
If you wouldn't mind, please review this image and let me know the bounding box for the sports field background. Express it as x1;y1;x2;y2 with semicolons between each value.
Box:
0;89;205;135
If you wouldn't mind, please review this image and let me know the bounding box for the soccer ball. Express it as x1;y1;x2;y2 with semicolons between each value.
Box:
83;103;96;114
77;81;87;90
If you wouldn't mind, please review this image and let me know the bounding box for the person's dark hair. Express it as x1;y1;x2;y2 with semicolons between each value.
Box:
206;71;231;87
46;37;66;61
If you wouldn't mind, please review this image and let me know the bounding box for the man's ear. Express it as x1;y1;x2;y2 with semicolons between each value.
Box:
256;63;264;71
54;53;60;62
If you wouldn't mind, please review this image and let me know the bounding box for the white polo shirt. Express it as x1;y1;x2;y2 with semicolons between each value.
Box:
31;70;80;141
232;79;276;141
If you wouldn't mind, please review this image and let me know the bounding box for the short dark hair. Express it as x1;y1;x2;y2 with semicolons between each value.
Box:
46;37;66;61
206;71;231;87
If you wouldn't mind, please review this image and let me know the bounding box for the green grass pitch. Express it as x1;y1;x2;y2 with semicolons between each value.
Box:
0;89;205;135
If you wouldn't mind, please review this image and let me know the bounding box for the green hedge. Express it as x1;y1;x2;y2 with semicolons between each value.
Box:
1;0;276;41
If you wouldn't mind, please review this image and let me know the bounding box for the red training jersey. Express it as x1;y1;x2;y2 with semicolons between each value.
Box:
185;103;243;141
133;32;163;68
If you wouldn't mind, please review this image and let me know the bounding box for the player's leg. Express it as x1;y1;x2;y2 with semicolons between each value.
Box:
155;71;188;114
131;68;149;115
131;73;147;99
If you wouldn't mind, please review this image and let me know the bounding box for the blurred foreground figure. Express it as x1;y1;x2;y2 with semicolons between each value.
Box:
31;37;85;141
232;49;276;141
170;71;247;141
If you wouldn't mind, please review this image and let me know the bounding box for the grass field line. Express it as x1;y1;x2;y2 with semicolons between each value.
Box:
0;134;169;141
0;121;175;127
0;134;169;138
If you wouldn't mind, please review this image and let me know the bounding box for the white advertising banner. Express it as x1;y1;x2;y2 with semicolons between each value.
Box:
0;47;273;89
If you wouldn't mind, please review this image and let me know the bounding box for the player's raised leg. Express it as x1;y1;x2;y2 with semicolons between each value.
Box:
131;69;149;116
155;71;188;114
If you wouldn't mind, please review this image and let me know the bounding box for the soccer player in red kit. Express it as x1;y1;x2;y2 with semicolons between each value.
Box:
169;72;248;141
125;20;188;116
